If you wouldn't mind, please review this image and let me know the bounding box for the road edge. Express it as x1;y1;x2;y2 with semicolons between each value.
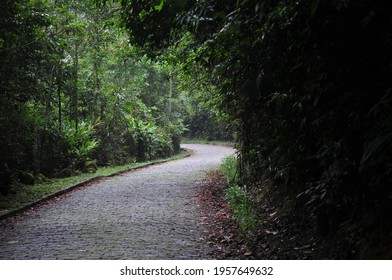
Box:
0;149;191;221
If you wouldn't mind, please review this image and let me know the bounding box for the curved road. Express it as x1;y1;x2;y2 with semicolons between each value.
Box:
0;144;234;259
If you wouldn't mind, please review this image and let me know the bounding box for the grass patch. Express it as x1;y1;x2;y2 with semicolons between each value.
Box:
220;155;238;185
225;184;258;234
0;149;189;212
220;155;258;234
181;137;234;147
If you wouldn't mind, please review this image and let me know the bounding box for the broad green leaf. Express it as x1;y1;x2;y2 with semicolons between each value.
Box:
154;0;165;12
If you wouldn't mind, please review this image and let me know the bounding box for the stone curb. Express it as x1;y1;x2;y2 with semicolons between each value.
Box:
0;149;191;221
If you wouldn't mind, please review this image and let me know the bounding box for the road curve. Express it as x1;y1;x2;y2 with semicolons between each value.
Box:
0;144;234;259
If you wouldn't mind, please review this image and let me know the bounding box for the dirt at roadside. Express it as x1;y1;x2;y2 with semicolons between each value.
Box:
196;170;254;259
196;170;330;260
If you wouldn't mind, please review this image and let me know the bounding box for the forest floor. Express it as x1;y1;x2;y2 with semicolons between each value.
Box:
196;170;254;259
197;171;330;260
0;144;235;259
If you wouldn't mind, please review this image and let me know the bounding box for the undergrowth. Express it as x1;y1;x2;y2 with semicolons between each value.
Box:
221;155;257;234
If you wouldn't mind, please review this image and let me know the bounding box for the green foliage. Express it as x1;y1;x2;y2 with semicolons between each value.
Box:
220;155;238;186
119;0;189;51
221;155;257;234
63;119;99;168
182;102;233;140
128;116;173;160
225;184;257;234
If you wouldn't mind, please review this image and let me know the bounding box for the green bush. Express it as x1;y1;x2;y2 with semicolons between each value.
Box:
220;155;238;186
63;120;99;170
225;184;257;234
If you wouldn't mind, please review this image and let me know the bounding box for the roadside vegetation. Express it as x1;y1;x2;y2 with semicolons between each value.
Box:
0;150;189;214
221;155;257;235
0;149;189;212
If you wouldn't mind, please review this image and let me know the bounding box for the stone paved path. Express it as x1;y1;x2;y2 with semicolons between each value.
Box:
0;144;234;259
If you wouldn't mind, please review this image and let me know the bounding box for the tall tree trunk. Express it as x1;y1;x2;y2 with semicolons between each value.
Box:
45;65;55;127
167;73;173;117
58;67;62;128
93;60;100;120
71;43;79;129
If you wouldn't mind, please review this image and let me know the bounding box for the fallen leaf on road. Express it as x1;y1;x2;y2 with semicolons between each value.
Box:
265;229;278;235
269;211;277;217
294;244;311;250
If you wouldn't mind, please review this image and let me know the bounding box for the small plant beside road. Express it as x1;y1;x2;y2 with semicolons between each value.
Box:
221;155;257;234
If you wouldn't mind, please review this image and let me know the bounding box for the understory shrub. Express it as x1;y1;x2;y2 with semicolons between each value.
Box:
221;155;257;234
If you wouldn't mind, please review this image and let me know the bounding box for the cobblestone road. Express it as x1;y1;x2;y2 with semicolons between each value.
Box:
0;144;234;259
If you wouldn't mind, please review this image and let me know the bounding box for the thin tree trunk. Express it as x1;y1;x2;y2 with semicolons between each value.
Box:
167;74;173;117
58;67;62;128
71;43;79;129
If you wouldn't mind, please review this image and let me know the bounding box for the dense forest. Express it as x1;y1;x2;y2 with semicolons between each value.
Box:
1;0;392;259
0;0;228;193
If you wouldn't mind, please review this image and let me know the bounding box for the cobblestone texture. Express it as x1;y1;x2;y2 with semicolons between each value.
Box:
0;144;234;259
